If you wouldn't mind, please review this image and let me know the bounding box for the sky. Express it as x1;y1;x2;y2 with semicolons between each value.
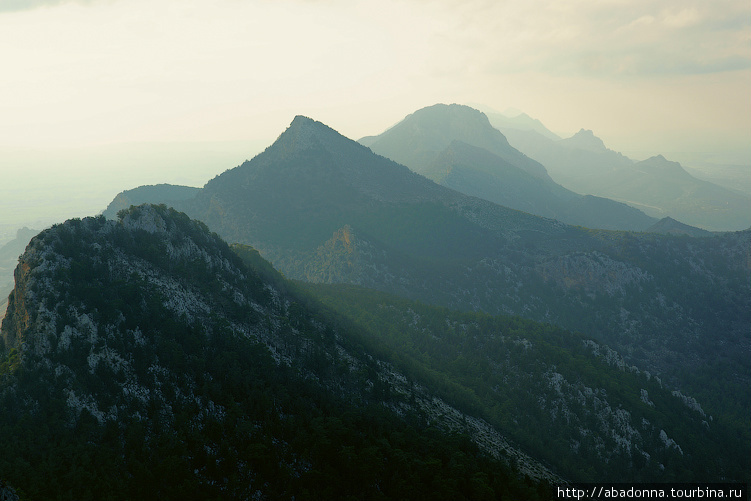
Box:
1;0;750;229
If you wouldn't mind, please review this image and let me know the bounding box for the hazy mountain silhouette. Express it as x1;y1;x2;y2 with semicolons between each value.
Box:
558;128;608;152
363;104;656;230
102;183;200;219
497;120;751;231
485;110;561;141
360;103;552;180
646;217;713;237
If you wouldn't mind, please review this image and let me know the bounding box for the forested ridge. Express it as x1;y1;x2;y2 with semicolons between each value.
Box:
297;282;749;483
0;205;556;500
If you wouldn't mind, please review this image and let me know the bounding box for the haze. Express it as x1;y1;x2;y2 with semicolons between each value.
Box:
1;0;750;231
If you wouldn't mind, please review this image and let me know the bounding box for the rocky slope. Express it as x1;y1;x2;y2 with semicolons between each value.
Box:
0;227;38;322
0;204;560;499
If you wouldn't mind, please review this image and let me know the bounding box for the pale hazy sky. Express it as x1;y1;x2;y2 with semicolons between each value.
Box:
1;0;750;227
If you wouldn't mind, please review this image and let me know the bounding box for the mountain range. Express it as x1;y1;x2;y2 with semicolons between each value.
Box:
360;104;657;231
101;114;749;440
2;105;749;496
493;121;751;231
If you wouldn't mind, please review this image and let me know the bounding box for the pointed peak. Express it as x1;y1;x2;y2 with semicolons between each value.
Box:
638;155;691;178
286;115;333;135
646;216;712;237
641;154;676;165
290;115;317;127
560;128;607;152
274;115;352;153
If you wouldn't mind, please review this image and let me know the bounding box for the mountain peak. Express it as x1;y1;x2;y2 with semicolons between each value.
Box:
272;115;372;161
559;128;607;152
406;103;500;138
637;155;691;178
646;216;712;237
281;115;334;145
363;103;552;180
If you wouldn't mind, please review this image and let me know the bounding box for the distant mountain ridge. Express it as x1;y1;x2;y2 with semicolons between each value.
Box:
362;104;657;231
495;116;751;231
647;217;713;237
103;183;200;219
360;103;552;180
558;128;608;152
484;110;561;141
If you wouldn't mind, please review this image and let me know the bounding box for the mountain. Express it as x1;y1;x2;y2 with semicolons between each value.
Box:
424;139;656;230
1;205;744;498
178;114;568;270
558;129;608;152
497;124;751;231
595;155;751;231
102;183;200;219
103;115;751;453
360;103;552;180
362;104;657;231
646;217;713;237
0;205;562;499
484;110;561;141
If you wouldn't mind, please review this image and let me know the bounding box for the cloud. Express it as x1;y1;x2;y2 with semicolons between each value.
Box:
447;0;751;78
0;0;97;13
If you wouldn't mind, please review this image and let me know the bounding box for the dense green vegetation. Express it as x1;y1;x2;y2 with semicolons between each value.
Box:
0;321;551;500
295;281;750;483
0;206;556;500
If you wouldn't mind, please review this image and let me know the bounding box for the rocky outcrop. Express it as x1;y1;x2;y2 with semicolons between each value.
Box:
0;480;19;501
0;204;560;492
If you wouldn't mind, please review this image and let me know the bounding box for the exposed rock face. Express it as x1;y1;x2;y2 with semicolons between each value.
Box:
0;480;19;501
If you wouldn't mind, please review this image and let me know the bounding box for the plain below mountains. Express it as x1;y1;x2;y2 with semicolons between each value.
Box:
101;114;750;458
360;103;657;231
493;117;751;231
